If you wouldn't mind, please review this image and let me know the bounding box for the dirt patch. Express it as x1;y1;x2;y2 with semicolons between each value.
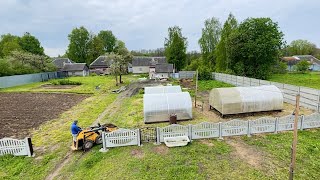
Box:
226;138;265;169
40;84;79;89
180;79;194;89
131;149;144;159
152;145;169;155
199;139;214;147
0;92;88;138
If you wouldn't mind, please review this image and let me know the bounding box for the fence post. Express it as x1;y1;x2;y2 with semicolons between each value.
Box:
300;115;304;130
275;118;279;134
99;132;109;153
188;124;192;141
137;129;141;146
25;137;33;157
247;121;251;137
218;122;223;140
318;90;320;112
156;127;161;145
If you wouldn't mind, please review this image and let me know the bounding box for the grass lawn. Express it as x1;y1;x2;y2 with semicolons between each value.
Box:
1;75;320;179
269;72;320;89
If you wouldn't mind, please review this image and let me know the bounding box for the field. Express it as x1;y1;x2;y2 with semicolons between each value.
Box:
269;72;320;89
1;75;320;179
0;93;87;138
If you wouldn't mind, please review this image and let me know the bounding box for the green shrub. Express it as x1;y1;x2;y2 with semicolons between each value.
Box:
198;65;212;80
296;60;310;73
272;61;287;74
51;79;82;85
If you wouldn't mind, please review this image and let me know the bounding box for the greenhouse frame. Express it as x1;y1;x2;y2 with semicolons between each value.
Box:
144;85;182;94
144;92;193;123
209;85;283;115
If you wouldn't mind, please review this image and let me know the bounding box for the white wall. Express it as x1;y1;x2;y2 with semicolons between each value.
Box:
132;66;149;74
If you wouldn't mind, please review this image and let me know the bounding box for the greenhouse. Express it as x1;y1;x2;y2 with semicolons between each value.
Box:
144;85;182;94
144;92;193;123
209;85;283;115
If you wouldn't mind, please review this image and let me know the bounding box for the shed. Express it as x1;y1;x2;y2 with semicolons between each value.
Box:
209;85;283;115
145;86;182;94
144;92;192;123
62;63;89;77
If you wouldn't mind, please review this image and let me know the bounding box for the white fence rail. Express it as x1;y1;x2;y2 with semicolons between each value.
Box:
212;72;320;112
0;137;33;157
157;124;191;143
100;129;140;151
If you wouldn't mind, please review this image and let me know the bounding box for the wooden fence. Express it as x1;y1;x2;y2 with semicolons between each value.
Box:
212;72;320;112
0;137;33;157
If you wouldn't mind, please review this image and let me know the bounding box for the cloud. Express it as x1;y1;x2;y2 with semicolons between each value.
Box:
0;0;319;57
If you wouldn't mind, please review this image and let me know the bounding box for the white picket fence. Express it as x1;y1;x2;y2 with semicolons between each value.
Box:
100;128;141;151
154;113;320;144
212;72;320;112
0;137;33;157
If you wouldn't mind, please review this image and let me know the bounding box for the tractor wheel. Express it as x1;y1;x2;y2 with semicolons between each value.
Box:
83;140;94;151
95;135;103;144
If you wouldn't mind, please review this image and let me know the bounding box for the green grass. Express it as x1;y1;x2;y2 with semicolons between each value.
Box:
269;72;320;89
198;80;234;91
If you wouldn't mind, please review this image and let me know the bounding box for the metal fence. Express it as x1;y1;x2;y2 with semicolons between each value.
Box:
0;137;33;157
212;72;320;112
0;72;66;89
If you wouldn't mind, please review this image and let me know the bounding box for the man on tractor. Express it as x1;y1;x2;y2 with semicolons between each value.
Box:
71;120;82;146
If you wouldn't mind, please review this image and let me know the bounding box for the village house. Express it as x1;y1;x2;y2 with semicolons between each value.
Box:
282;55;320;71
52;58;74;70
89;55;113;75
61;63;89;77
132;56;167;74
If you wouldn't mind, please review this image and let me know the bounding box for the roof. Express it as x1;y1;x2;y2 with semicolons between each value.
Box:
155;63;173;73
90;56;114;68
293;55;319;61
281;57;299;61
132;56;167;66
52;58;74;69
62;63;88;71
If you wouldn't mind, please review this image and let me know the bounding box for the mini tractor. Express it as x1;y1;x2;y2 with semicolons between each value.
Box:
71;123;118;151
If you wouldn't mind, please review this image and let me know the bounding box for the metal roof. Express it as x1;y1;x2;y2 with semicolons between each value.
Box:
62;63;88;71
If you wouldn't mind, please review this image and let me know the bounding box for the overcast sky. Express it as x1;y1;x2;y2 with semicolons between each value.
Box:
0;0;319;57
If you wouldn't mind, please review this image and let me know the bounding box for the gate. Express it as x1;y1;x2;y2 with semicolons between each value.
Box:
140;127;157;143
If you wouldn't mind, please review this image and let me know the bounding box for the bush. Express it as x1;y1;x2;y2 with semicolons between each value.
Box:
296;60;310;73
198;65;212;80
51;79;82;85
272;61;287;74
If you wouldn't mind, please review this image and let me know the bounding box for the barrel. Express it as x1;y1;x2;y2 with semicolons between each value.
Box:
169;114;177;124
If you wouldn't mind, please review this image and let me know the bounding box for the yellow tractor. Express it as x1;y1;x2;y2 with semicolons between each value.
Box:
71;123;118;151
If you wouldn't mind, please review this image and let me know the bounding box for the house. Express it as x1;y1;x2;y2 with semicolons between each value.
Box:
52;58;74;70
132;56;167;74
152;63;174;79
128;63;133;73
89;56;113;75
282;55;320;71
62;63;89;76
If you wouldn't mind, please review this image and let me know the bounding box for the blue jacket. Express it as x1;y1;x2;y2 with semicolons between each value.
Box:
71;122;81;135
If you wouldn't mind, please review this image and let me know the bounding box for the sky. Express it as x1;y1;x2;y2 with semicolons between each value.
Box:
0;0;319;57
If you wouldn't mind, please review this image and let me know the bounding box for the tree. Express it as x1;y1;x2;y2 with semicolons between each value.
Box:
98;30;117;53
288;40;316;55
108;53;127;86
164;26;188;71
66;26;91;63
198;17;222;68
0;34;21;58
19;32;44;55
215;13;237;72
87;35;105;64
296;60;310;73
114;40;133;83
226;18;284;79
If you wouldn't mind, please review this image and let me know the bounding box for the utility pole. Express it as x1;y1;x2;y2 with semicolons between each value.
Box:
289;94;300;180
194;70;198;108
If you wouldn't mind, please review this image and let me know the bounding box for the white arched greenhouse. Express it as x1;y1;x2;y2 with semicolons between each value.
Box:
144;92;193;123
144;85;182;94
209;85;283;115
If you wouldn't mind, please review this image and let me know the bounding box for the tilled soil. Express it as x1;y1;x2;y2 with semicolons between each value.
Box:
0;93;88;138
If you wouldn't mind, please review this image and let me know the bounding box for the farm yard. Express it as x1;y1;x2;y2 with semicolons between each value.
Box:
1;74;320;180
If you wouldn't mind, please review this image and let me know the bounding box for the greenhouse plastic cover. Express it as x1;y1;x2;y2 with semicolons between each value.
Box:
144;92;192;123
209;85;283;115
144;85;182;94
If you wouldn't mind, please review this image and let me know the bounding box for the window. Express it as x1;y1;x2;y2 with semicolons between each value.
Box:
139;67;142;72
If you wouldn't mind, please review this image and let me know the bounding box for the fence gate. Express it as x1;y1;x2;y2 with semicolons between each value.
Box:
140;127;157;143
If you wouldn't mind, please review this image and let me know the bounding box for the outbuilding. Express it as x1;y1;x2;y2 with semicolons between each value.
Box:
62;63;89;77
209;85;283;115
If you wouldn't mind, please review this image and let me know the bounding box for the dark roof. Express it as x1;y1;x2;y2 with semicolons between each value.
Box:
62;63;88;71
132;56;167;66
52;58;74;69
90;56;113;68
155;63;173;73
